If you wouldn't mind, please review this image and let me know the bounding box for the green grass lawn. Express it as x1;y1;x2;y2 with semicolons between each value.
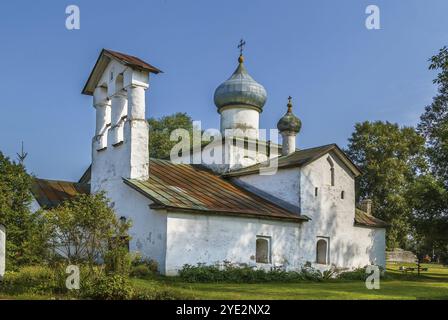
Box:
1;263;447;300
132;263;448;300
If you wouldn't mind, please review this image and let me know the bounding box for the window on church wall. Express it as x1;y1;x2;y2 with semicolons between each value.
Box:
316;238;329;264
315;187;318;197
327;157;335;186
341;191;345;199
256;236;271;264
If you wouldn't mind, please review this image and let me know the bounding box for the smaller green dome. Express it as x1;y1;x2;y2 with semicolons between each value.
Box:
277;97;302;133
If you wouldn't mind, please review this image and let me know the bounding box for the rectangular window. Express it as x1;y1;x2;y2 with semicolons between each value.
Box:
256;236;271;264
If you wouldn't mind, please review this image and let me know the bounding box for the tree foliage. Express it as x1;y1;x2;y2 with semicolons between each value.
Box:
0;152;44;268
346;121;426;248
45;192;131;267
412;46;448;261
407;174;448;261
418;46;448;187
148;112;199;159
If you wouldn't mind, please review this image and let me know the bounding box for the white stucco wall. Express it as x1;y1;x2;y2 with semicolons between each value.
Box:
233;151;386;270
89;58;166;271
0;224;5;278
220;107;260;139
299;152;385;269
176;139;275;175
237;167;300;208
164;213;304;275
103;183;168;273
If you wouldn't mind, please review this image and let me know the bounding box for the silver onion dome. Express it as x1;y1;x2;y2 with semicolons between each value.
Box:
214;55;267;113
277;97;302;133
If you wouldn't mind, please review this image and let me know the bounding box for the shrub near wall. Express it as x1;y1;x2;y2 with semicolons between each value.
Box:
179;264;324;283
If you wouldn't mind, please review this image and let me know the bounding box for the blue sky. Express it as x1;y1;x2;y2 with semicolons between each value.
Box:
0;0;447;181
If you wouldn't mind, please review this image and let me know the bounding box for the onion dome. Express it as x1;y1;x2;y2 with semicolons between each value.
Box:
277;97;302;133
214;54;267;113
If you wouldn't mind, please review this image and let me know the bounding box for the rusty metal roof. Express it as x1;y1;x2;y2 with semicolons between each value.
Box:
124;159;309;223
82;49;162;96
224;144;362;177
31;178;90;209
354;208;388;228
104;49;162;73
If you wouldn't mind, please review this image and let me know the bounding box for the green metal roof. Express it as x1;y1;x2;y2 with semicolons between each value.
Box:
124;158;309;223
223;144;362;178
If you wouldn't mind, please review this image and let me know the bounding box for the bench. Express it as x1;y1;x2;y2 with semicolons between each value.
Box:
399;266;428;273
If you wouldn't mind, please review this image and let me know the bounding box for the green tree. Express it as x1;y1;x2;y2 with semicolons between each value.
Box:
45;192;131;269
148;112;200;159
346;121;426;248
0;152;44;268
407;174;448;262
418;46;448;187
414;46;448;262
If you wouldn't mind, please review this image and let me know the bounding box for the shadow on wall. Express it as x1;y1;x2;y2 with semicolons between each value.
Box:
300;162;379;269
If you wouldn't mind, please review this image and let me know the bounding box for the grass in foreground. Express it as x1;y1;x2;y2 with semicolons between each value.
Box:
1;263;447;300
132;263;448;300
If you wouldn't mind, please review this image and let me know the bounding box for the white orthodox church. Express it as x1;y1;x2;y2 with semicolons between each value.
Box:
30;48;387;275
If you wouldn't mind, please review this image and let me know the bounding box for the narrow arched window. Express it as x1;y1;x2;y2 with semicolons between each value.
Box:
315;187;318;197
327;157;335;186
256;237;271;264
341;191;345;199
316;239;328;264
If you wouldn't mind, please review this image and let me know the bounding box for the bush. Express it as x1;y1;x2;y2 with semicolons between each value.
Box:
104;247;132;276
129;254;159;278
130;265;152;278
336;266;388;281
178;263;324;283
0;265;66;295
80;273;134;300
131;254;159;274
337;267;367;281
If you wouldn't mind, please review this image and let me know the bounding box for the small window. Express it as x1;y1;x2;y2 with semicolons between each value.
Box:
327;157;335;186
341;191;345;199
256;237;271;264
316;238;329;264
315;187;318;197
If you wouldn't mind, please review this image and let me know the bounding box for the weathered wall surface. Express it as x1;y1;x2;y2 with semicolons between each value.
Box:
232;151;386;270
0;224;5;279
165;213;303;275
237;167;300;208
299;152;386;269
220;108;259;139
176;139;272;174
103;183;168;274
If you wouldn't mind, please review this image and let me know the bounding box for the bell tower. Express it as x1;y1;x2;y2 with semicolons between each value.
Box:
82;49;162;193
